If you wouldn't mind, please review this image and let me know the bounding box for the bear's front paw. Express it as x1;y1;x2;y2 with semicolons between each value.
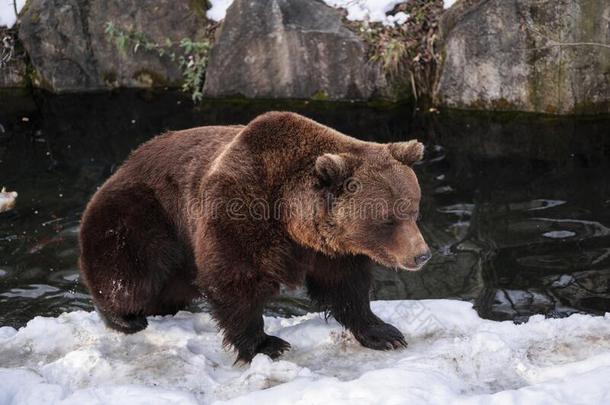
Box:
236;335;291;364
257;335;291;359
352;323;408;351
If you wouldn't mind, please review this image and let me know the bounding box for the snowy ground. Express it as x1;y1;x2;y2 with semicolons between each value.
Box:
1;300;610;404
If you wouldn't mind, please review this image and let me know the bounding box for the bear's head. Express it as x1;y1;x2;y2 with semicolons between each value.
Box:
293;140;431;271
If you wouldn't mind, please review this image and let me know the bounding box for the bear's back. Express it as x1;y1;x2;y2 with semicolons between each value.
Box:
124;125;244;181
87;125;244;244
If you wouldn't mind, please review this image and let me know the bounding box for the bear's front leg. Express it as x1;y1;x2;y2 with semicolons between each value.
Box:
203;271;291;363
306;256;407;351
227;307;291;364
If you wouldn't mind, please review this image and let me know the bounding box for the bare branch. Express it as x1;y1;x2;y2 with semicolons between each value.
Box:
524;41;610;52
521;19;610;52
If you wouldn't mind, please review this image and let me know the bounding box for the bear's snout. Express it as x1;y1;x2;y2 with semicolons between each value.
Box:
398;249;431;271
413;250;432;267
389;223;431;271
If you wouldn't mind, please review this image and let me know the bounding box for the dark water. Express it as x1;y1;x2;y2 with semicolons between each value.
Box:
1;90;609;328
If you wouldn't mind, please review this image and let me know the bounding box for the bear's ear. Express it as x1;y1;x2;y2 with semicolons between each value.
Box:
387;140;424;166
315;153;359;188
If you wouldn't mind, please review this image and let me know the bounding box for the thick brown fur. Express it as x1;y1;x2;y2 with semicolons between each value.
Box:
79;112;430;363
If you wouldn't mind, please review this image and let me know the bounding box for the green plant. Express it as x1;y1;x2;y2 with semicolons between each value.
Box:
104;22;212;102
177;38;210;101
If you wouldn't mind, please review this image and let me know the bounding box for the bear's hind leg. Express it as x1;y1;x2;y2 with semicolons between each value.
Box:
96;307;148;334
145;275;200;316
80;185;188;333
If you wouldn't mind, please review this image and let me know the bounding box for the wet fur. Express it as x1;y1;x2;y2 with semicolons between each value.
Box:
79;112;422;362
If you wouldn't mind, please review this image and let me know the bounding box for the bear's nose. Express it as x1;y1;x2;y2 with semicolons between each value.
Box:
414;250;432;266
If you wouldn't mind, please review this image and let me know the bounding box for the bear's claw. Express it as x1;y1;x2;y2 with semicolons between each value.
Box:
352;322;408;351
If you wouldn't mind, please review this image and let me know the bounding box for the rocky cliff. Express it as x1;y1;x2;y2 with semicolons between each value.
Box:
18;0;211;91
2;0;610;114
202;0;388;100
436;0;610;114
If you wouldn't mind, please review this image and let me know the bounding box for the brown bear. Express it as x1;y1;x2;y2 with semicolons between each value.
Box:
79;112;431;363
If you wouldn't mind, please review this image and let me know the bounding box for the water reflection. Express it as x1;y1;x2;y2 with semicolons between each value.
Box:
1;91;609;327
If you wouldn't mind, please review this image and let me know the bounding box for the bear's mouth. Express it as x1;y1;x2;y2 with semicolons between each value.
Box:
365;250;426;272
395;263;424;272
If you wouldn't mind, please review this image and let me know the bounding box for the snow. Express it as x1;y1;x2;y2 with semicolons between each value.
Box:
0;0;26;28
206;0;412;26
206;0;234;22
206;0;460;25
443;0;458;9
322;1;408;25
3;0;454;29
1;300;610;404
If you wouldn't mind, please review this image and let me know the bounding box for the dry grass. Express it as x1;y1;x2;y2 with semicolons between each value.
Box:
346;0;443;101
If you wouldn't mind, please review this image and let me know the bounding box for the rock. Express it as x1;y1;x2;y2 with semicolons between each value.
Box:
436;0;610;114
18;0;211;92
203;0;388;101
0;188;17;213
